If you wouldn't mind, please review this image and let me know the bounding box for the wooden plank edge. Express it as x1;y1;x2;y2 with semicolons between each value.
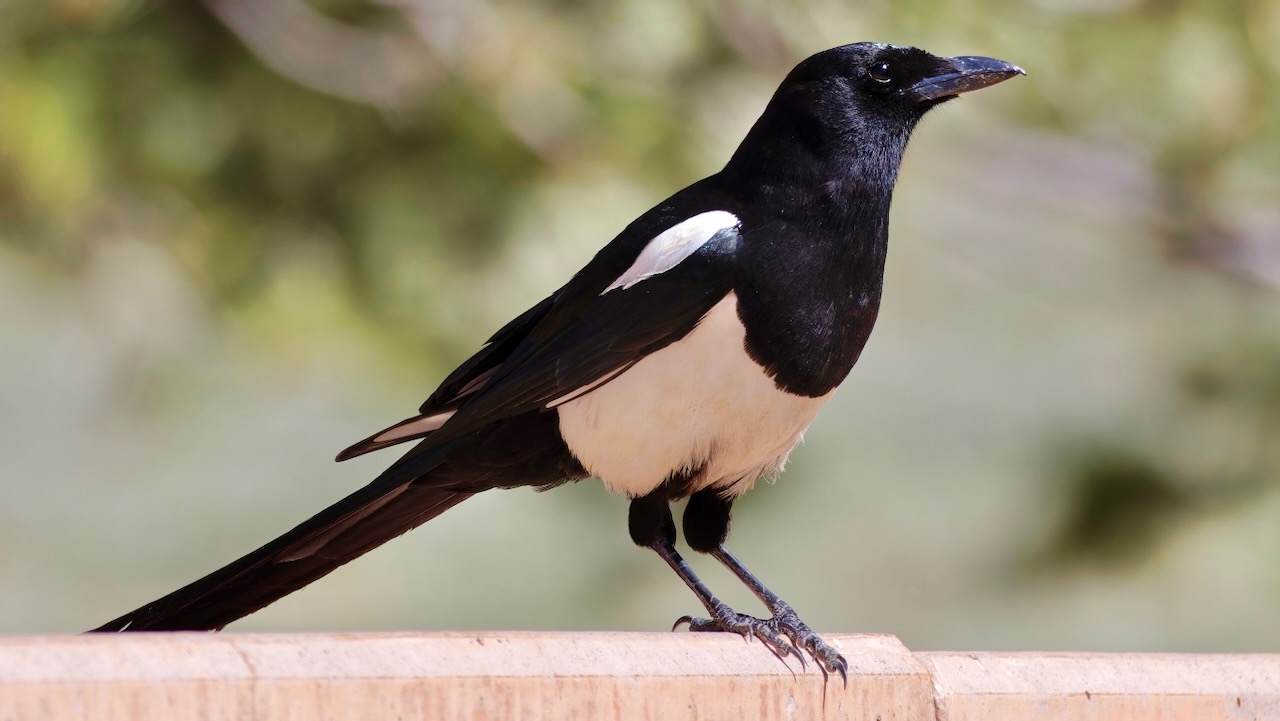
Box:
0;632;932;721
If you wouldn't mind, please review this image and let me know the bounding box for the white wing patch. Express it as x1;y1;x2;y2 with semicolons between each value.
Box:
603;210;739;294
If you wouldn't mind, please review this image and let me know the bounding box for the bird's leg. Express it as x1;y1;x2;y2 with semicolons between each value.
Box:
649;538;803;667
680;489;847;682
709;545;848;683
629;491;801;666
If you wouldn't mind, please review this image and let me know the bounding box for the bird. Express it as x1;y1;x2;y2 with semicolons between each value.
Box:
92;42;1023;679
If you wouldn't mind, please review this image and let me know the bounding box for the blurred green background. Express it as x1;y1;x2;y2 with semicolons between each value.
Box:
2;0;1278;650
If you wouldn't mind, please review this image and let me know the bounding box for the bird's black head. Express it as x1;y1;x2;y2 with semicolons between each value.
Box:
781;43;1024;120
723;43;1023;200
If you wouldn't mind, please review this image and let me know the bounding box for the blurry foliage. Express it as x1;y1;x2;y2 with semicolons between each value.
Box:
1;0;1278;571
1037;448;1194;568
4;4;543;347
1037;336;1280;570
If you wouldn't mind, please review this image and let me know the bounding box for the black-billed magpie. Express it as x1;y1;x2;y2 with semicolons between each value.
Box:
93;43;1022;679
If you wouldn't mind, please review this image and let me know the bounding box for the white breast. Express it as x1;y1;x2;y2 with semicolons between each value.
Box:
556;293;832;499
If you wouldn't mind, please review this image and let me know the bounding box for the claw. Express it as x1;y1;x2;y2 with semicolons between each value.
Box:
670;601;845;683
747;632;798;676
765;601;847;684
766;625;807;671
831;655;849;686
749;623;803;672
672;609;805;673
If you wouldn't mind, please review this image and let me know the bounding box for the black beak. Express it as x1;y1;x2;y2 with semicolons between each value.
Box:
903;56;1024;103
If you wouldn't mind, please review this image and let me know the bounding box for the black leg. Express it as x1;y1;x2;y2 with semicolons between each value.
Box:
634;488;842;679
631;488;802;666
681;490;847;682
648;535;804;667
710;545;848;683
682;489;732;553
628;490;676;548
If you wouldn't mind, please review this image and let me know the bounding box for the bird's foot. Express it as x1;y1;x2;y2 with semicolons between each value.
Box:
674;602;805;670
766;601;848;684
675;601;847;683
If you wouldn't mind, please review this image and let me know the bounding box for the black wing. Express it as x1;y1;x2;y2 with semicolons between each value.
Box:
338;186;742;461
440;225;740;431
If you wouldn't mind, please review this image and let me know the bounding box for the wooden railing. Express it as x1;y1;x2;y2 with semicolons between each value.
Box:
3;632;1278;719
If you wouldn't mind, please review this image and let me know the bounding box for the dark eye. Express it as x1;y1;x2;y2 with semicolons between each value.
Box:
868;61;893;84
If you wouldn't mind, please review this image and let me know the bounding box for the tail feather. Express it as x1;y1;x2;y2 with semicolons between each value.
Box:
91;411;584;632
92;445;469;632
335;410;457;462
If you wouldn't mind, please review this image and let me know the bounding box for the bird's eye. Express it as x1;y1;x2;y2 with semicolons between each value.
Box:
868;62;893;84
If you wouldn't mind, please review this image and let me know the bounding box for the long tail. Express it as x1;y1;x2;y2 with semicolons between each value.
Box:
92;411;583;632
91;441;472;632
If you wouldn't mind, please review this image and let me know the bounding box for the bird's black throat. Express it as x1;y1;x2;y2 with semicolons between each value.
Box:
731;188;893;398
718;98;916;398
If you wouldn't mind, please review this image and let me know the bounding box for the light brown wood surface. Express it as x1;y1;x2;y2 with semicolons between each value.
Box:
920;650;1280;721
1;632;1278;720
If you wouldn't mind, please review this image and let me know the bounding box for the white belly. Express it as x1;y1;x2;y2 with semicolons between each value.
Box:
556;293;832;499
